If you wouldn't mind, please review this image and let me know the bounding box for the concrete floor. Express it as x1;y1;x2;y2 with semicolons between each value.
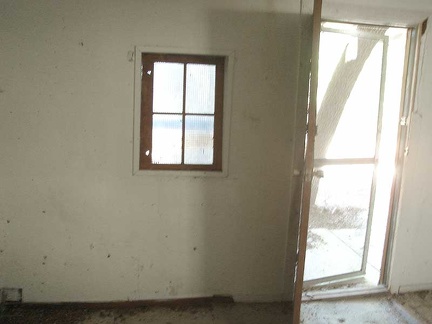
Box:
0;302;293;324
1;291;432;323
396;291;432;323
303;295;418;323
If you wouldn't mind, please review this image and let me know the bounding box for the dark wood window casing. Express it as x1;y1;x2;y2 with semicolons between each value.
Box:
139;53;225;171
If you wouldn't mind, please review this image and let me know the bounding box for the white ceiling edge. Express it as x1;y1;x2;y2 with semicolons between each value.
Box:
323;1;432;27
327;0;432;12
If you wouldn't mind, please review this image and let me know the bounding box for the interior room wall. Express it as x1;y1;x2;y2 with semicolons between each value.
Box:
3;0;431;304
0;0;302;302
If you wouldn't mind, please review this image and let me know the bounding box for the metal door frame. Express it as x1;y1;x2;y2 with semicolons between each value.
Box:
304;24;390;287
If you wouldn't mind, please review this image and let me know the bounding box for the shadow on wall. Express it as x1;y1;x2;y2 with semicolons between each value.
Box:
190;9;300;301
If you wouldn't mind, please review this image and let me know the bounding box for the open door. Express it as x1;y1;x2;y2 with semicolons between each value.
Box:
303;23;412;288
292;0;322;323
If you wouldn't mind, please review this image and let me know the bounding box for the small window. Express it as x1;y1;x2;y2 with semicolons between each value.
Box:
139;53;225;171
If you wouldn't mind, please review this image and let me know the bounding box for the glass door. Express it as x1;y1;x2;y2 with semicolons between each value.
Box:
304;23;389;285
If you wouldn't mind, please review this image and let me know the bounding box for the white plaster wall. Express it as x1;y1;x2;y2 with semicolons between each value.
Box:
0;0;302;302
389;19;432;293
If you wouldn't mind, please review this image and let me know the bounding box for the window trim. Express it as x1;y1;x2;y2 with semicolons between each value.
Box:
133;46;235;177
140;53;224;171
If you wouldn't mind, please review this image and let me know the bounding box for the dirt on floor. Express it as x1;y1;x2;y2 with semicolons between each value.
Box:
1;305;90;324
0;301;292;324
1;292;432;324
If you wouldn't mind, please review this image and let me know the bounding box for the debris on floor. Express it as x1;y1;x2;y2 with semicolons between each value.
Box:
1;291;431;323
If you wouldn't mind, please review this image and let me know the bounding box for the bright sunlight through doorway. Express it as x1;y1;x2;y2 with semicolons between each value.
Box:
304;21;410;290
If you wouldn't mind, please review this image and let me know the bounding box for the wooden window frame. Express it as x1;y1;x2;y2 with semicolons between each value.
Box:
139;53;225;171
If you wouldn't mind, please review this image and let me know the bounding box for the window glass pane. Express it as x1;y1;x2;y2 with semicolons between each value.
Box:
185;64;216;114
153;62;184;113
184;116;214;165
152;114;182;164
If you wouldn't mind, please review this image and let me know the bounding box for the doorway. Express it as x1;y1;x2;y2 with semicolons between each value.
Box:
303;22;411;288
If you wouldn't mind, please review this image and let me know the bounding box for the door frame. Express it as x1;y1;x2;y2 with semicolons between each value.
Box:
292;0;322;323
291;13;424;323
379;21;425;285
303;25;390;287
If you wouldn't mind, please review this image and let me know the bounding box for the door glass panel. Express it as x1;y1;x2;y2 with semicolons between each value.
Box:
304;164;374;281
304;22;409;291
315;32;384;159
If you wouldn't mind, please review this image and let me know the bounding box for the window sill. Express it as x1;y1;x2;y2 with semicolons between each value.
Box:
132;169;228;178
